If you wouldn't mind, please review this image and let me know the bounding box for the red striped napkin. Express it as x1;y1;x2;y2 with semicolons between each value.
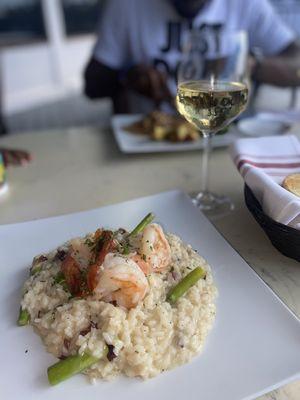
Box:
230;135;300;229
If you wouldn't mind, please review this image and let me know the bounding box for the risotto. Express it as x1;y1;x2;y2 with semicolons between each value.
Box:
18;214;217;384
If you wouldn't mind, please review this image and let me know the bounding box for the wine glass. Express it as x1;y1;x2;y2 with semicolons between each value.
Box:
176;29;249;212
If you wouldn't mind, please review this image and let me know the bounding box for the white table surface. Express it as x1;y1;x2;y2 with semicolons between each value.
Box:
1;126;300;400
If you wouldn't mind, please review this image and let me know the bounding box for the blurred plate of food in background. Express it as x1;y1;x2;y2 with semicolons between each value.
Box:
112;112;240;153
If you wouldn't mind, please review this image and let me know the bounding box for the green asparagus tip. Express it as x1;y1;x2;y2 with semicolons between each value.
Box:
47;349;106;386
18;308;30;326
167;266;206;304
128;212;155;237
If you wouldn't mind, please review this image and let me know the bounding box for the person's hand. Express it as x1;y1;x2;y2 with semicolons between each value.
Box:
0;147;32;167
125;65;173;106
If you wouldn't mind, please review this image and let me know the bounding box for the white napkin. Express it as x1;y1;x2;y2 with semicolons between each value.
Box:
230;134;300;229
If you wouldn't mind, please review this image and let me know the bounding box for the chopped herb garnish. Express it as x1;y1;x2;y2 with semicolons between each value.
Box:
122;243;130;255
54;272;69;291
54;272;65;284
30;265;42;276
84;238;95;248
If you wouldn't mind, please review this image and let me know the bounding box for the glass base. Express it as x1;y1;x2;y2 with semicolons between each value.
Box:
190;191;234;215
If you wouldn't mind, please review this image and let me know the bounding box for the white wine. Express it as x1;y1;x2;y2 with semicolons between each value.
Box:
176;80;248;134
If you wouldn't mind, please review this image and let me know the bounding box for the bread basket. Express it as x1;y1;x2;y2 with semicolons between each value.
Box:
244;184;300;262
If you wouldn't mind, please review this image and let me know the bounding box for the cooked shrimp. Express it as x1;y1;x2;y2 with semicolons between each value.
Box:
92;253;149;309
87;230;118;292
61;254;83;296
130;254;152;275
70;238;93;268
139;223;171;272
94;230;117;265
70;230;117;269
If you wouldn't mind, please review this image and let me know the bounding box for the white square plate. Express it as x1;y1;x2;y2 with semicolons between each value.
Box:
112;114;240;153
1;190;300;400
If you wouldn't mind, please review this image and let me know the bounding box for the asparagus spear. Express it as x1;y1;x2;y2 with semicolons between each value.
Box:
167;267;206;304
18;307;30;326
128;212;155;237
47;349;106;386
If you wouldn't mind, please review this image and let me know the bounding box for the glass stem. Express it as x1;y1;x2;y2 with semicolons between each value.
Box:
201;133;213;194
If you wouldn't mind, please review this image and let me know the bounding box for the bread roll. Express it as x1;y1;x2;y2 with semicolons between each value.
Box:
282;173;300;197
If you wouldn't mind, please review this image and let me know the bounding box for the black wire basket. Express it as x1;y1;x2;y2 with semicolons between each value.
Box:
244;184;300;262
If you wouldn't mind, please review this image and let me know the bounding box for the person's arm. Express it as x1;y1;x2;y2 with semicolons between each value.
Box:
84;0;172;106
252;41;300;87
0;148;32;166
84;57;120;99
84;0;129;101
84;57;172;105
246;0;299;87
